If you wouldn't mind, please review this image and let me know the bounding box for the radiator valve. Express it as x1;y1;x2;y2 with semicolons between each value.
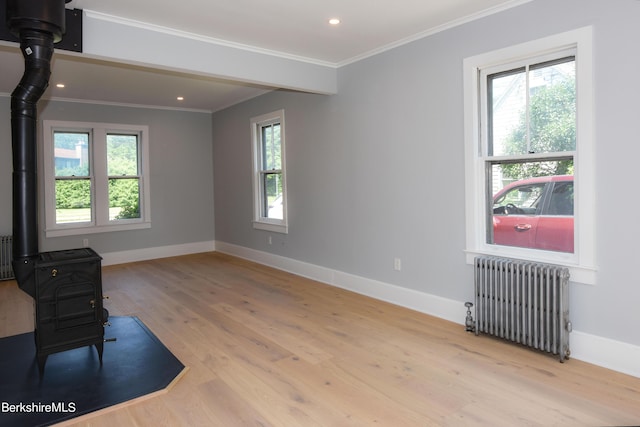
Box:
464;302;475;332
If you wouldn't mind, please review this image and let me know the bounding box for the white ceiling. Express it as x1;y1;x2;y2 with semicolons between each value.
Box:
0;0;525;112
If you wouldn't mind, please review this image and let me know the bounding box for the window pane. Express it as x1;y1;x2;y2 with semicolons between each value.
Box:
488;58;575;157
107;134;139;176
261;124;281;170
528;59;576;154
109;178;140;220
262;172;283;219
55;179;91;224
489;68;526;156
54;132;90;177
489;160;574;253
490;159;573;195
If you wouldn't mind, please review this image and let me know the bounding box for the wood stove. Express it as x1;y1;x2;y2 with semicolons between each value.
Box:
7;0;111;373
34;248;107;372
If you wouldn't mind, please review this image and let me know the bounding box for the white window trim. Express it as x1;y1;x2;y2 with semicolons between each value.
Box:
463;27;596;285
250;109;288;234
42;120;151;237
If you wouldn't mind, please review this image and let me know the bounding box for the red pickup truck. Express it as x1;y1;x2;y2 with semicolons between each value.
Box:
492;175;573;253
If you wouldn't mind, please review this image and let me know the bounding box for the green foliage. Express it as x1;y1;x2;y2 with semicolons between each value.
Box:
502;78;575;179
109;178;140;219
115;200;140;220
107;135;139;175
55;180;91;209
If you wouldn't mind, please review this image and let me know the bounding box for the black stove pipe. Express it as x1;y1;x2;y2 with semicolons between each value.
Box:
7;0;67;298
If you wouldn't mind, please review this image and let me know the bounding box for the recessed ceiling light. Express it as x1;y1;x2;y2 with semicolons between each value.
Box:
56;83;65;88
329;18;341;26
177;96;184;101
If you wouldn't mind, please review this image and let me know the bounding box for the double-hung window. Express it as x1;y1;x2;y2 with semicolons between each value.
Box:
463;27;596;284
250;110;288;233
43;121;151;237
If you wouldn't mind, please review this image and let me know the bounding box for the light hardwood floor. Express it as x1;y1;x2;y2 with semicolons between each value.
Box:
1;251;640;426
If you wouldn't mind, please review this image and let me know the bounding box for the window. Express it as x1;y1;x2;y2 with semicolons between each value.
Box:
43;121;151;237
463;27;595;284
486;55;575;253
250;110;288;233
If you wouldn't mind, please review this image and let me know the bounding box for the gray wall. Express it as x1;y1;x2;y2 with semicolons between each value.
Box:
213;0;640;347
0;97;215;255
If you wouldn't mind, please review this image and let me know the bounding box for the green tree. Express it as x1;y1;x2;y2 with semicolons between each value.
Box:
502;78;575;180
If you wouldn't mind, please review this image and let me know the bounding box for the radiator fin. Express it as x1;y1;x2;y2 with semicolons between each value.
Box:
474;255;570;361
1;235;15;281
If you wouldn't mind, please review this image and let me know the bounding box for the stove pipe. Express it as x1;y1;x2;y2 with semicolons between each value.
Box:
7;0;67;298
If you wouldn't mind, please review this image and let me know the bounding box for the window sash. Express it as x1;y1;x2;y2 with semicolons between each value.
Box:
482;53;576;159
251;110;287;233
480;50;577;253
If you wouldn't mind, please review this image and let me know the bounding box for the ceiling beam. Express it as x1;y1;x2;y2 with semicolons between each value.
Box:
81;11;337;95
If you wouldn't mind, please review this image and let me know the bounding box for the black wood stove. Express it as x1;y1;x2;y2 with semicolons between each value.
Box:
7;0;111;373
33;248;107;372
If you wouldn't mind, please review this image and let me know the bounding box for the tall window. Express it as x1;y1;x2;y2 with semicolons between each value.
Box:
464;27;596;284
485;55;575;253
43;121;151;237
251;110;287;233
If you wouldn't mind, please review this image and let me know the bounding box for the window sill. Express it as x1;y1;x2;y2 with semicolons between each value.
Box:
253;221;288;234
45;221;151;238
464;248;596;286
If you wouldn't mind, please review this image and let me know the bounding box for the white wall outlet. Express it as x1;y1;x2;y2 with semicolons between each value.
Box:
268;235;272;245
394;258;402;271
83;238;89;247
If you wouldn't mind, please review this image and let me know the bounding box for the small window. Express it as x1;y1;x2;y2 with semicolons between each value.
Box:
43;121;151;237
250;110;288;233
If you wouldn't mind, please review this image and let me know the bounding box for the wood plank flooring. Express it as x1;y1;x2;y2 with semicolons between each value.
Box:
1;251;640;426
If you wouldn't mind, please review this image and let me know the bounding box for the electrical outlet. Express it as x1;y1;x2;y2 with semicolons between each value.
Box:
268;235;272;245
82;238;89;247
394;258;402;271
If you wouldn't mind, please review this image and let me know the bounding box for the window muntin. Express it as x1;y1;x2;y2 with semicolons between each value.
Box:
43;121;150;237
251;110;287;233
483;54;576;254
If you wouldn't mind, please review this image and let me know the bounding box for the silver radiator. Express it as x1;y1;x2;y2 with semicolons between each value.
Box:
474;255;571;362
1;235;15;281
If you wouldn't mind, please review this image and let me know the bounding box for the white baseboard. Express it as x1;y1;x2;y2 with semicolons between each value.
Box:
215;240;640;379
570;331;640;378
100;240;215;266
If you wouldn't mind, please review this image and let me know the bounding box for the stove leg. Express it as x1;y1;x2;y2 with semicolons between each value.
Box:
37;353;47;375
95;341;104;365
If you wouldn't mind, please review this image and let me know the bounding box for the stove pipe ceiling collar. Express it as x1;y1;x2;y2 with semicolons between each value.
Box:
7;0;68;298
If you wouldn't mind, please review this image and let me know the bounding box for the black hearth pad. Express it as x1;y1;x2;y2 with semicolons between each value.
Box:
0;316;185;426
